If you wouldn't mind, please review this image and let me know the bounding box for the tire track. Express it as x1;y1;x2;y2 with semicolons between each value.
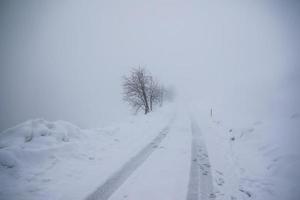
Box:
85;117;175;200
187;118;215;200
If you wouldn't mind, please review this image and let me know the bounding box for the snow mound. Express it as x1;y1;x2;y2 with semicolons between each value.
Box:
0;150;18;169
0;119;82;149
0;119;94;200
0;108;174;200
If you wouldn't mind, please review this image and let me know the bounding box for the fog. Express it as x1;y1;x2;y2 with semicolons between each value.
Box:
0;0;299;131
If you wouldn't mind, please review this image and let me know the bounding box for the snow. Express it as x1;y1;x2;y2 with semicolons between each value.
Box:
193;105;300;200
1;103;299;200
0;106;175;200
0;119;82;149
109;108;191;200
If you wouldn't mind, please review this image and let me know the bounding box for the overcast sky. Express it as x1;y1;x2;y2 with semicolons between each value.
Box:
0;0;299;131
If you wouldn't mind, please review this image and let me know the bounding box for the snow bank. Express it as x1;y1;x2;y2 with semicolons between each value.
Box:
194;105;300;200
0;106;175;200
0;119;84;199
0;119;81;149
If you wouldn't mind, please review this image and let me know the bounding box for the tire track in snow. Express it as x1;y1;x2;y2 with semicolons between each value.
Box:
85;117;175;200
187;118;215;200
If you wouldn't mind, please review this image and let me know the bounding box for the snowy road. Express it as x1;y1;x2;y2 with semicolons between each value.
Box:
85;113;214;200
85;116;175;200
1;107;287;200
187;118;214;200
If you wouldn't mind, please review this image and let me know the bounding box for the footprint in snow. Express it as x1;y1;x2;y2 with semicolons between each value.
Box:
215;170;223;175
239;188;252;198
216;177;225;186
253;121;263;126
88;156;95;160
291;113;300;119
41;178;51;183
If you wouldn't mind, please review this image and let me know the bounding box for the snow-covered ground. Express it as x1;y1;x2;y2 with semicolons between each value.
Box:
109;108;191;200
193;105;300;200
1;103;299;200
0;105;175;200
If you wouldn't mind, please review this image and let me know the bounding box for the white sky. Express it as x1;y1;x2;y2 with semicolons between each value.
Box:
0;0;299;130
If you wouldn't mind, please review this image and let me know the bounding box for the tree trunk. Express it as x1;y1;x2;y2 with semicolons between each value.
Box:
142;90;149;114
150;97;153;111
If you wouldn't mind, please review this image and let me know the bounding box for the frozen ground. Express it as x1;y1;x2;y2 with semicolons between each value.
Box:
0;103;299;200
193;105;300;200
0;105;174;200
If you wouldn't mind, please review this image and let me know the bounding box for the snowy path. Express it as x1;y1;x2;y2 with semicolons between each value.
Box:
1;106;294;200
108;113;191;200
86;113;216;200
186;118;215;200
85;116;175;200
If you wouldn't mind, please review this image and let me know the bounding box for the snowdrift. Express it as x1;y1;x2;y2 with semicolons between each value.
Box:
0;107;174;200
194;106;300;200
0;119;81;149
0;119;85;199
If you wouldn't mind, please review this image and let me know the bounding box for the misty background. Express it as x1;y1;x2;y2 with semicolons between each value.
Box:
0;0;299;132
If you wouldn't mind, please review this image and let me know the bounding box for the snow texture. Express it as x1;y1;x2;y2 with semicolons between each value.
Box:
0;104;299;200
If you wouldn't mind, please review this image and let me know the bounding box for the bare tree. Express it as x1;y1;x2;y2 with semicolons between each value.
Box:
148;77;160;111
123;67;150;114
123;67;168;114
